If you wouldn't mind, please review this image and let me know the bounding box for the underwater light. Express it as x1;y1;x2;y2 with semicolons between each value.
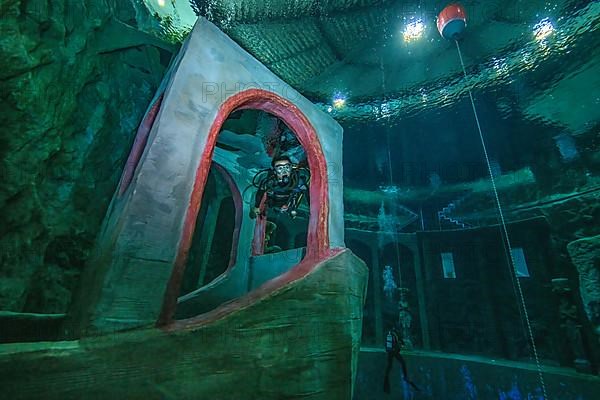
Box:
403;19;426;42
333;94;346;109
534;18;554;41
379;185;400;194
157;0;166;7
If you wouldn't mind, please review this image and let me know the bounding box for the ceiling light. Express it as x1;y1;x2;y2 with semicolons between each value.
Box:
534;18;554;41
333;94;346;109
403;19;426;42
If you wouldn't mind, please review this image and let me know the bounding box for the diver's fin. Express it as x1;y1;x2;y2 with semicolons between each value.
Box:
405;379;420;392
383;376;390;394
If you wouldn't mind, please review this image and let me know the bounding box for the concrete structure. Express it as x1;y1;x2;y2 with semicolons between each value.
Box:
67;17;348;336
1;250;368;400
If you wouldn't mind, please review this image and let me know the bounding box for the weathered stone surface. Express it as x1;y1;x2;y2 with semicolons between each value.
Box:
68;16;345;335
0;249;367;400
0;0;170;313
568;235;600;334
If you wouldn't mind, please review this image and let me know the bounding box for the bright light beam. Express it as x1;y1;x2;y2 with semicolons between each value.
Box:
403;19;425;42
333;93;346;109
534;18;554;41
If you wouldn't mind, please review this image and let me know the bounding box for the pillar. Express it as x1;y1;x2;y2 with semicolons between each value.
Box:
413;238;431;349
370;241;383;344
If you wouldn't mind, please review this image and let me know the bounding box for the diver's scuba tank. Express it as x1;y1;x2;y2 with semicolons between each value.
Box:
386;330;395;352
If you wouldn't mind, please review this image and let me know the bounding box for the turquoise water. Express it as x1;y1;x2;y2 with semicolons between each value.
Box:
1;0;598;399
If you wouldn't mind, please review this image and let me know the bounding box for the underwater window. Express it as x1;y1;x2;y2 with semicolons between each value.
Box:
178;167;236;297
511;247;530;278
440;252;456;279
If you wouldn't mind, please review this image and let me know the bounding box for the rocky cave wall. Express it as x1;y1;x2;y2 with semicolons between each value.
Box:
0;0;171;314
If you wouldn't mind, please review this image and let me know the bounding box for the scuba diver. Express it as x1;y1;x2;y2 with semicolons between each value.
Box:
383;325;420;394
250;155;310;219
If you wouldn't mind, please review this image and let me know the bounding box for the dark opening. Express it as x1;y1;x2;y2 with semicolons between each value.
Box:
178;166;235;297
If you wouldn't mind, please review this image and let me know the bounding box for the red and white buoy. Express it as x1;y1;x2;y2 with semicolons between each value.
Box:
437;3;467;40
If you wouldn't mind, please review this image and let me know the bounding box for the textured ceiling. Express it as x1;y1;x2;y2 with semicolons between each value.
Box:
183;0;600;127
190;1;575;97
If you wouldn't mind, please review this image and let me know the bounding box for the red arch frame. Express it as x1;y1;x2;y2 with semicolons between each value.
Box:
157;89;330;325
118;93;164;196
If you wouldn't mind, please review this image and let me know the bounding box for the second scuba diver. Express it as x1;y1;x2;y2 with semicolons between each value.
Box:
383;325;420;394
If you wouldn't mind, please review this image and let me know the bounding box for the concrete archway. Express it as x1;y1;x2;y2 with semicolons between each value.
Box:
158;89;330;325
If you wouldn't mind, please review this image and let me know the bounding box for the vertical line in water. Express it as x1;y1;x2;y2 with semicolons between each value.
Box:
380;56;404;297
455;39;548;400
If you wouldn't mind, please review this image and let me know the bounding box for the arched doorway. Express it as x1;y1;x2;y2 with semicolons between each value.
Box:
158;89;330;325
178;164;241;297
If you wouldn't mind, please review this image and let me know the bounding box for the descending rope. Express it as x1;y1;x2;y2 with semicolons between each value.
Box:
380;56;405;299
455;39;548;400
386;126;405;293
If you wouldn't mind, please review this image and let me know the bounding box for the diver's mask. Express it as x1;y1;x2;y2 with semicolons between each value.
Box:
274;162;292;183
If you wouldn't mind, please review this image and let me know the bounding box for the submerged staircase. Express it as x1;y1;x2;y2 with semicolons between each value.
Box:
437;192;474;229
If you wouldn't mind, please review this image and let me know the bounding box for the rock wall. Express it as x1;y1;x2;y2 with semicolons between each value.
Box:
0;0;171;313
568;235;600;335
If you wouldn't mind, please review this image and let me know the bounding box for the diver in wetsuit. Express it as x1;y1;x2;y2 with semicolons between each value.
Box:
383;326;420;394
250;155;309;219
